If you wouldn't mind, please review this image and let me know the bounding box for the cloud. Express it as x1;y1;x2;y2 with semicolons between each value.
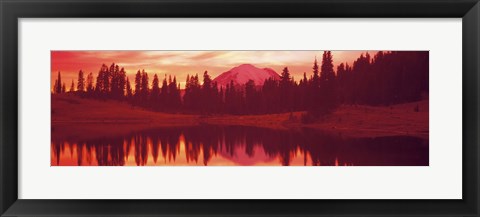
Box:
189;51;228;61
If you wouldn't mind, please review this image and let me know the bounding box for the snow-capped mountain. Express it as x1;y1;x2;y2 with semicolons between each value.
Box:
213;64;280;87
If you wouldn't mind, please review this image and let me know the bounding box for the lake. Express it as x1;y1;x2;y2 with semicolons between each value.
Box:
51;125;428;166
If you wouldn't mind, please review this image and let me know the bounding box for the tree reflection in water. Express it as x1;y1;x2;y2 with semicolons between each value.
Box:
51;125;428;166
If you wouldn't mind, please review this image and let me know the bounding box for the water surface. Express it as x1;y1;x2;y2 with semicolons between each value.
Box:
51;125;428;166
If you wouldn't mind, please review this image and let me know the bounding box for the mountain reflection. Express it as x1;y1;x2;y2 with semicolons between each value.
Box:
51;125;428;166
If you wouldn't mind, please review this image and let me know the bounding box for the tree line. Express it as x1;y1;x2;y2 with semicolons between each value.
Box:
53;51;428;117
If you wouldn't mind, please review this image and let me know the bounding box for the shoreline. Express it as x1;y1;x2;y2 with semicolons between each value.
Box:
52;95;428;140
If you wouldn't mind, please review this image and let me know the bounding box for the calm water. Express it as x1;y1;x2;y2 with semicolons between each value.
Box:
51;125;428;166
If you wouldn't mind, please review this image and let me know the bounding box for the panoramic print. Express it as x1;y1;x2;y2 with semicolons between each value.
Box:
51;51;429;166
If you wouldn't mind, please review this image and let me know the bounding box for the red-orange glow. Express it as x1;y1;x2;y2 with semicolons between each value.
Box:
50;50;429;167
51;137;348;166
51;51;368;90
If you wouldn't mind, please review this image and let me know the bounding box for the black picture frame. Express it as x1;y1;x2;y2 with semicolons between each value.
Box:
1;0;479;216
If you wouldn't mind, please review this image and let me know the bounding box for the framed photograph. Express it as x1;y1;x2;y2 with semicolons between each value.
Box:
1;0;478;216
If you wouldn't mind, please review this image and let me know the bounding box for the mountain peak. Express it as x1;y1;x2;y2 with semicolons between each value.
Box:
234;63;256;69
213;64;280;87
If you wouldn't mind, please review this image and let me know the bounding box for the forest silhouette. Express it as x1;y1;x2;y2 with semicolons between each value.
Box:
52;51;429;120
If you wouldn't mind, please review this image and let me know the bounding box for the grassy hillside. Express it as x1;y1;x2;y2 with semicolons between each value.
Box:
310;100;428;138
52;94;428;139
52;94;198;125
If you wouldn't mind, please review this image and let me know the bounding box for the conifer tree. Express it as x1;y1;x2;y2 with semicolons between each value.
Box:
312;57;320;86
202;71;213;113
160;76;168;110
169;76;181;110
245;79;257;114
319;51;337;114
308;57;321;113
320;51;335;82
118;67;127;98
279;67;293;111
77;70;85;92
151;74;160;109
140;70;149;98
134;70;142;97
55;71;62;94
126;77;133;99
69;80;75;92
86;72;94;94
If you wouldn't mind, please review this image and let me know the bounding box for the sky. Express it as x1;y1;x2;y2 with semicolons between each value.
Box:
51;50;372;90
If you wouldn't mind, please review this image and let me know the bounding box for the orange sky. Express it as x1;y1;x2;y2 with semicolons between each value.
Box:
51;51;371;90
